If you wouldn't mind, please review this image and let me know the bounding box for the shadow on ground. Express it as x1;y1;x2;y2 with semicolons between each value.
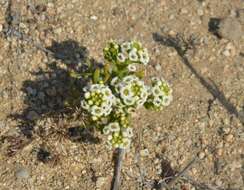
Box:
6;40;100;157
152;32;244;125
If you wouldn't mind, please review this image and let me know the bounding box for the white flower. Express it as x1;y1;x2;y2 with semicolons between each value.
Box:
152;86;163;96
116;75;148;107
123;75;137;83
81;84;115;117
121;42;131;52
117;53;126;62
139;50;149;65
162;95;173;106
110;76;119;86
81;100;90;110
153;97;162;107
122;128;133;138
109;122;120;132
92;116;98;121
91;106;103;117
122;138;131;149
103;125;111;135
120;86;132;98
123;97;135;106
128;64;137;72
146;77;173;109
129;49;138;62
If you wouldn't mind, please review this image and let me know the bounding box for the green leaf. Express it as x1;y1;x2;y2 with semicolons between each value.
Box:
93;68;101;83
69;70;83;79
135;69;145;78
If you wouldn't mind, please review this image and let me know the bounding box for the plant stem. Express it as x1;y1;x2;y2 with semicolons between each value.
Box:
111;148;125;190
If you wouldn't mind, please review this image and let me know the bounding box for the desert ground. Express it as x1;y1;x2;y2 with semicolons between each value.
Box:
0;0;244;190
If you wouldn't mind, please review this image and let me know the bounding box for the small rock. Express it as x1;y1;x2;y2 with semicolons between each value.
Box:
54;27;62;35
155;64;161;71
222;127;231;134
169;14;175;20
90;15;98;20
222;49;231;57
224;134;234;142
47;2;54;8
197;9;204;16
216;148;223;156
168;30;176;37
154;158;160;164
140;149;149;157
96;177;106;188
0;24;3;32
26;110;39;121
180;8;188;14
191;167;197;175
218;17;242;41
222;43;236;57
198;152;205;159
16;167;29;179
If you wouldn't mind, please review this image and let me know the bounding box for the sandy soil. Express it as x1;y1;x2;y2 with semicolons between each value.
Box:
0;0;244;190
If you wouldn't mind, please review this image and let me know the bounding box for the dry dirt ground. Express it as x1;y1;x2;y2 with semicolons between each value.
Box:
0;0;244;190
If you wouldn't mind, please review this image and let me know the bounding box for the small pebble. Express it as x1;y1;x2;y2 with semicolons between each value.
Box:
197;9;204;16
0;24;3;32
155;64;161;71
168;30;176;36
198;152;205;159
222;127;231;134
191;167;197;175
224;134;234;142
169;14;175;20
222;43;236;57
90;15;98;20
16;167;29;179
180;8;188;14
140;149;149;157
216;148;223;156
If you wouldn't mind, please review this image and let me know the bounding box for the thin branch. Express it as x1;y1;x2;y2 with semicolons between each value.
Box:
111;148;125;190
157;156;199;189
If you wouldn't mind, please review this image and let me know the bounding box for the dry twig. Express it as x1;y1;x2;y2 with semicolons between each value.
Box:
111;148;125;190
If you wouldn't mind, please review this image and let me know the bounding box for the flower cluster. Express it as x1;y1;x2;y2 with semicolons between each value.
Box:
80;41;172;150
103;122;133;149
146;78;173;110
103;41;150;72
113;75;148;108
81;84;116;121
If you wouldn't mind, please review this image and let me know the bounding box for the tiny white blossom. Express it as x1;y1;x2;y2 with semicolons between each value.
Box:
109;122;120;132
128;64;137;72
117;53;126;62
121;42;131;52
129;49;138;62
110;76;119;86
103;125;111;135
139;50;149;65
